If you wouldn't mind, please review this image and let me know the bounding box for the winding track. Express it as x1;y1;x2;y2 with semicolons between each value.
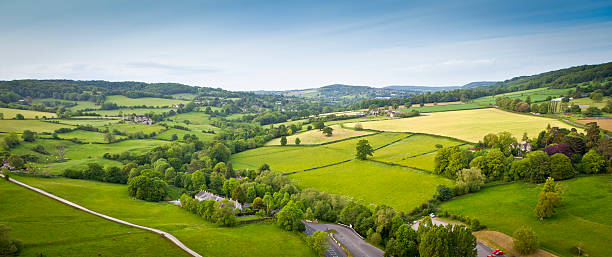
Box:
0;174;202;257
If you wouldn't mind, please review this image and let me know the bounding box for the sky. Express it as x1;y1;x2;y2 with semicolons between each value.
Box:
0;0;611;91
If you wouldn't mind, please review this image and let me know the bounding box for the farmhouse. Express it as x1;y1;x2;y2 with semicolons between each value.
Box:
194;190;243;210
121;115;153;125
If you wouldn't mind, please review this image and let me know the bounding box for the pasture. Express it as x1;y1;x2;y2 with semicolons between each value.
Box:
345;108;578;142
154;128;216;142
32;98;99;110
0;120;72;133
51;118;119;127
0;107;57;119
372;134;463;164
0;180;186;256
92;107;176;117
472;87;573;105
401;103;485;113
569;96;610;109
231;132;408;172
106;124;166;135
289;160;453;212
54;129;127;143
266;125;374;145
439;175;612;257
14;176;316;257
169;111;215;125
104;95;191;107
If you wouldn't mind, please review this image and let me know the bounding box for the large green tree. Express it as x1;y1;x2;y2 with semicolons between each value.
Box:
276;200;304;231
356;139;374;160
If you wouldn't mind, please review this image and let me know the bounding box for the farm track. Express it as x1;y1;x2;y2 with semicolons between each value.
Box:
0;174;201;257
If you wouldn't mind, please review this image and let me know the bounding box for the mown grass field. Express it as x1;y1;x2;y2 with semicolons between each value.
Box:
473;87;573;105
54;129;127;143
106;124;166;134
0;120;72;133
105;95;191;107
0;179;187;256
439;175;612;257
372;134;463;164
346;108;578;142
401;103;486;113
289;160;453;212
231;132;408;172
13;176;316;257
0;107;57;119
266;125;374;145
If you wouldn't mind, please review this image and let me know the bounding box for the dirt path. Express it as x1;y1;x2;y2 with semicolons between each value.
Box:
0;174;201;257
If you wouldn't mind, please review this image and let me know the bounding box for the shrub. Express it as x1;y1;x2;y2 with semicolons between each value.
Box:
434;185;455;201
63;168;83;179
513;227;539;255
0;225;23;256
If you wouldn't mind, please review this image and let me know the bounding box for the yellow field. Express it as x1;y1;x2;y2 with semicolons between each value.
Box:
345;108;579;142
0;107;57;119
266;125;374;145
0;120;73;133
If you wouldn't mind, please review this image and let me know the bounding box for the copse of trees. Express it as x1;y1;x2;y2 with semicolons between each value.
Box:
434;146;472;178
127;170;169;202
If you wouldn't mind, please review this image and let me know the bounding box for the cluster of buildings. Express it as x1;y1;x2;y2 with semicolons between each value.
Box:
194;190;245;211
120;115;153;125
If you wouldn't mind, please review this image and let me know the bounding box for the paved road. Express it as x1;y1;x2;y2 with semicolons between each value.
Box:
304;222;347;257
304;222;384;257
412;218;506;257
1;174;201;257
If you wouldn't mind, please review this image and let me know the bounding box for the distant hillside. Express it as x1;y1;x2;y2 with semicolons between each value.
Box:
384;81;497;92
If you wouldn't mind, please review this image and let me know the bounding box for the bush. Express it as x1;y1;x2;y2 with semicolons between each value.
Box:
513;227;539;255
63;168;83;179
0;225;23;256
434;185;455;201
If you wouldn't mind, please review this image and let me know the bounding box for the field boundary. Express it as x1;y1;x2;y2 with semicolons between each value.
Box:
365;159;433;174
283;159;352;175
264;131;382;147
399;143;467;161
0;174;202;257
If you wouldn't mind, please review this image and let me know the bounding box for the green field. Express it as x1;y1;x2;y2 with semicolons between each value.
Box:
32;98;99;111
0;120;73;133
54;129;127;143
0;179;186;256
401;103;486;113
266;125;374;145
0;107;57;119
346;108;579;142
172;93;198;100
106;124;166;135
473;87;573;105
440;175;612;257
51;118;120;127
372;134;463;164
154;128;216;142
92;107;176;117
105;95;191;107
231;132;408;172
289;160;453;212
13;176;316;257
169;111;215;125
569;96;610;109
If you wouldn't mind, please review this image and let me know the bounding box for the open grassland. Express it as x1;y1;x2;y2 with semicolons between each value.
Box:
92;107;176;117
172;93;198;100
266;125;374;145
231;132;408;172
51;118;119;127
440;176;612;257
11;139;167;174
569;96;610;109
0;180;186;257
0;120;72;133
289;160;453;212
54;129;127;143
401;103;486;113
170;111;215;125
0;107;57;119
473;87;573;105
32;98;99;110
408;101;462;108
106;123;166;134
13;176;315;257
346;108;578;142
372;134;463;164
105;95;191;107
154;128;216;142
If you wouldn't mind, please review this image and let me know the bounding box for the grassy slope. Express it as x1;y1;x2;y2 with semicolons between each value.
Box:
105;95;191;107
0;107;57;119
401;103;485;113
154;128;216;142
346;108;578;142
13;176;315;257
473;87;573;105
231;132;408;172
372;134;463;164
92;108;176;117
439;176;612;257
289;160;453;212
0;179;187;257
266;125;374;145
0;120;73;133
54;130;127;143
106;124;166;134
51;118;120;127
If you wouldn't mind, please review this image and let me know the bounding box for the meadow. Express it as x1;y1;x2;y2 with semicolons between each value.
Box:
439;175;612;257
32;98;99;111
0;120;72;133
472;87;573;105
371;134;463;164
289;160;453;212
154;128;216;142
92;107;176;117
51;118;119;127
0;107;57;119
266;125;374;145
569;96;610;109
346;108;578;142
13;176;316;257
401;103;486;113
231;132;408;172
54;129;127;143
169;111;215;125
105;95;191;107
106;123;166;135
0;180;187;257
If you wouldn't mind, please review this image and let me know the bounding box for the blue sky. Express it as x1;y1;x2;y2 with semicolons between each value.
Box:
0;0;611;91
